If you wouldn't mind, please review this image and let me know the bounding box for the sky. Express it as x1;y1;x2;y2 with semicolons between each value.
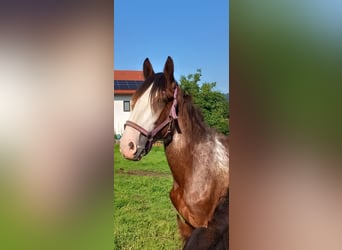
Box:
114;0;229;94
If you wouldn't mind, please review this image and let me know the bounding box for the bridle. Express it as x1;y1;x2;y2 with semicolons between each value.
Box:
124;86;180;156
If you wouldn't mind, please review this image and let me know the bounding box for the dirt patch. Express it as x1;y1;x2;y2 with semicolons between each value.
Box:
117;168;171;177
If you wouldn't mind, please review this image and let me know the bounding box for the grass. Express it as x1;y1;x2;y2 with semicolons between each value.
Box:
114;144;182;250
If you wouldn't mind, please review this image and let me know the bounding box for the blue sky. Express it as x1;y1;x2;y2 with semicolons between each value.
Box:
114;0;229;93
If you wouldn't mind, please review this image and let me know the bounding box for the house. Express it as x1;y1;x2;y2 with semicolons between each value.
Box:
114;70;144;137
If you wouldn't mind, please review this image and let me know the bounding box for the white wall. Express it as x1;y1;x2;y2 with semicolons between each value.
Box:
114;94;132;136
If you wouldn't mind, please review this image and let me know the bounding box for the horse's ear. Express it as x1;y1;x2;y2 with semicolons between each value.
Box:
163;56;175;83
143;58;155;79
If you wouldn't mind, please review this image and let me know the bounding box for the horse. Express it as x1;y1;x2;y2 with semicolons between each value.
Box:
119;56;229;247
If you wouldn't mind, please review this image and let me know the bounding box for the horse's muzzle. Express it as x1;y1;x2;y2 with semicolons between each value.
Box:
132;134;151;161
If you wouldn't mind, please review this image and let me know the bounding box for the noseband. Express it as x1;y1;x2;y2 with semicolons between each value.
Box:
124;86;179;155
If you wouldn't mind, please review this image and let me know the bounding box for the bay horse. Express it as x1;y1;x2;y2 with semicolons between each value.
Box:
119;56;229;248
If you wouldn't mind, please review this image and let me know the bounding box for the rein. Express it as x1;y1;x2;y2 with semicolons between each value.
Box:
124;86;179;153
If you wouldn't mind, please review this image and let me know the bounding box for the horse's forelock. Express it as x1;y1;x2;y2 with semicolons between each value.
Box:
131;75;155;109
132;73;170;110
149;73;167;105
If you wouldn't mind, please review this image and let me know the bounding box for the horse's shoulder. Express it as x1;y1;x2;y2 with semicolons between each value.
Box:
215;133;229;147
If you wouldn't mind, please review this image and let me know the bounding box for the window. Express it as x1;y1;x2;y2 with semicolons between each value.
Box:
123;100;130;112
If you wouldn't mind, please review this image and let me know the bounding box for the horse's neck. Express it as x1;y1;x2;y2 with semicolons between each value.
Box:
164;116;229;189
164;130;192;186
164;112;208;186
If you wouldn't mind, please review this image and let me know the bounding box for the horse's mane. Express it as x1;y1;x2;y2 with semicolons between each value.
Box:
131;73;167;110
178;92;211;142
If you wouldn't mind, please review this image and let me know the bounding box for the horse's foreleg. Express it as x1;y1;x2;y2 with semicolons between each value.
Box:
170;187;207;239
170;188;194;240
176;214;194;241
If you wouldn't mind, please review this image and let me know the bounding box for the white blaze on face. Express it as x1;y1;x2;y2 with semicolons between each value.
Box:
120;84;162;159
129;85;161;132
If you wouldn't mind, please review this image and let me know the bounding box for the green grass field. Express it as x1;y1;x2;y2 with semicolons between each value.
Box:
114;144;182;250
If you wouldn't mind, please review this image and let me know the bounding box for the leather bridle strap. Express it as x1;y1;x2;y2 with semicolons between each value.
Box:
124;120;149;137
124;86;179;144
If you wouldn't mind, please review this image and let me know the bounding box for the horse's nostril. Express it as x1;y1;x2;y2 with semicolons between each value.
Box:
128;141;135;150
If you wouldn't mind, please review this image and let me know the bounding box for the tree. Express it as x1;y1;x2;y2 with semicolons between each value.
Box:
179;69;229;134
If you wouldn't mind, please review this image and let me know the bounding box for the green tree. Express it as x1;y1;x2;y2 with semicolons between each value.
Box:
179;69;229;134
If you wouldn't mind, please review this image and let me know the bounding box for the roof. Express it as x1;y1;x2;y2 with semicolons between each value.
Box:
114;70;144;94
114;70;144;81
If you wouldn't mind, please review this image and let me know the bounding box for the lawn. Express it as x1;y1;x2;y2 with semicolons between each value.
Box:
114;144;182;250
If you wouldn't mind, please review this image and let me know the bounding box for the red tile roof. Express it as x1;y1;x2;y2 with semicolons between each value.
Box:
114;70;144;81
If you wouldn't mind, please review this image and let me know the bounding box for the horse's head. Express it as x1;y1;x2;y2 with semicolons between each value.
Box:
120;56;178;160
